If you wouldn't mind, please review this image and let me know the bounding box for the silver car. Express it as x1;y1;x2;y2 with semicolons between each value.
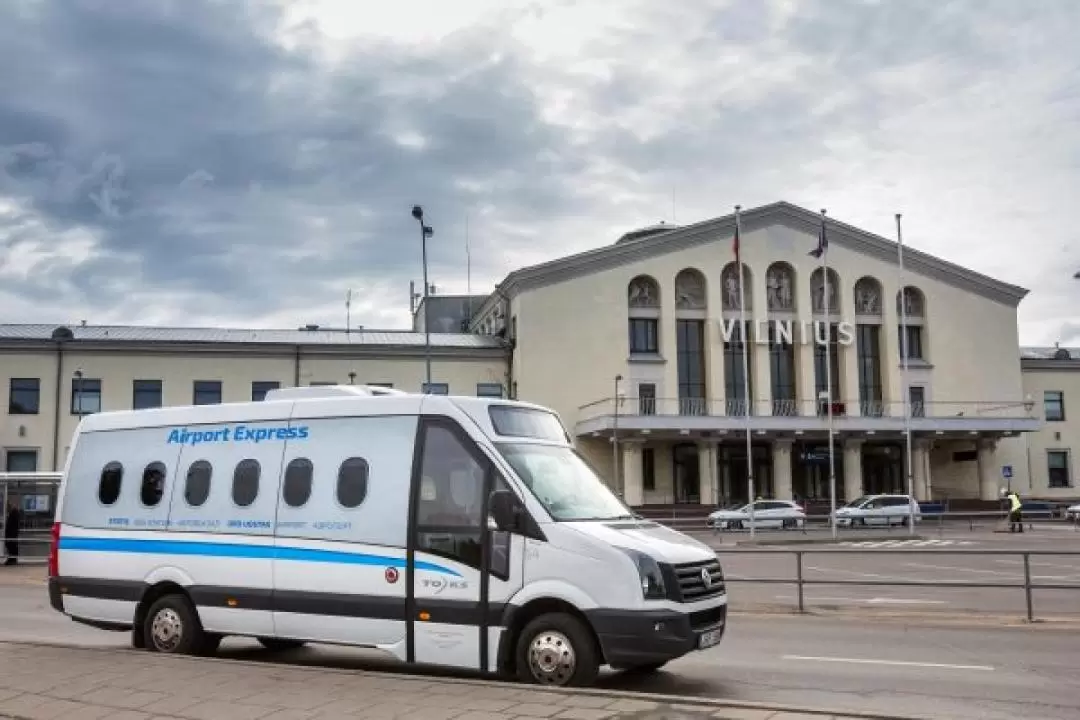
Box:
707;500;806;530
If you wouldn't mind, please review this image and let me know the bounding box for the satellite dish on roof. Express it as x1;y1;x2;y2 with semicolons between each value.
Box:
1053;348;1071;360
50;326;74;340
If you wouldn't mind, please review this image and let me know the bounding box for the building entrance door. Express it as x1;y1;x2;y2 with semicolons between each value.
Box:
671;443;700;504
862;444;903;495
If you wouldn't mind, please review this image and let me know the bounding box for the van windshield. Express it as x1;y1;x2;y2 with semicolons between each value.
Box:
495;442;632;522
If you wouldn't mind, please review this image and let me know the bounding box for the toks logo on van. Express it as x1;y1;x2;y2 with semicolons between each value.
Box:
166;424;310;446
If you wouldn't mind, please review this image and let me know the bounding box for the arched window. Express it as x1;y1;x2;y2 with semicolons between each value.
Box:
674;268;707;311
720;262;752;311
765;262;796;312
853;276;883;316
809;267;842;314
896;286;926;318
627;275;661;355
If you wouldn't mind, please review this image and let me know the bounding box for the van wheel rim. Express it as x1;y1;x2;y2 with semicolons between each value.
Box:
527;631;576;685
150;608;183;651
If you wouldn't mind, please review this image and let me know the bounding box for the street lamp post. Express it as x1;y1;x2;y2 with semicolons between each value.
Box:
411;205;434;390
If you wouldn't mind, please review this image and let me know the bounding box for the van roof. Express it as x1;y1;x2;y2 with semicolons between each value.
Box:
71;387;557;435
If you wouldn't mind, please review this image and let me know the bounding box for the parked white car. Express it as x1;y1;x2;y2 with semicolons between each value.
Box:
1066;503;1080;522
835;494;921;527
707;500;806;530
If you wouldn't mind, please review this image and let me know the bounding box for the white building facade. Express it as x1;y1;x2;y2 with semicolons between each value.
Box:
2;201;1074;507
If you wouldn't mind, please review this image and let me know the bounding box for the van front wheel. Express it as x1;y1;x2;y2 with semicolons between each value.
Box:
144;594;205;655
515;613;599;688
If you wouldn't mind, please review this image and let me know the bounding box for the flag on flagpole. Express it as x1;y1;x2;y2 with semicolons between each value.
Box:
809;217;828;258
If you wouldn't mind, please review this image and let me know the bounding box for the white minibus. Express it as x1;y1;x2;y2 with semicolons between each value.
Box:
47;386;726;686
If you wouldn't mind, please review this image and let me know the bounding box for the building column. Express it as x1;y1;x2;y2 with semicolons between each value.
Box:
622;442;644;507
977;438;999;501
718;446;732;505
772;440;794;500
752;340;771;415
913;439;932;501
843;439;864;502
698;441;717;506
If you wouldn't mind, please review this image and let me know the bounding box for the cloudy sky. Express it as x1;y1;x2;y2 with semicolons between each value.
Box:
1;0;1077;344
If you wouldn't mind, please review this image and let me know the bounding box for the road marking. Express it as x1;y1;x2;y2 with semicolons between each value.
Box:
807;565;924;583
838;539;975;549
996;558;1080;572
781;655;994;671
774;594;947;605
903;562;1014;576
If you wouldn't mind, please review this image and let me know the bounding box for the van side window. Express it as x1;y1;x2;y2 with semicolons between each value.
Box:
185;460;212;507
337;457;369;508
98;462;123;505
140;462;167;507
232;459;261;507
283;458;313;508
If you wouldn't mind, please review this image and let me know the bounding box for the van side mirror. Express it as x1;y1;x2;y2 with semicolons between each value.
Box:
490;490;519;532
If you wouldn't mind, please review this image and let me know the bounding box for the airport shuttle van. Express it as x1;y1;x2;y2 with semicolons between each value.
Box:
47;385;726;686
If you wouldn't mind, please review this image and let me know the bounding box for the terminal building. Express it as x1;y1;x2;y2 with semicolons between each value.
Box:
1;201;1076;508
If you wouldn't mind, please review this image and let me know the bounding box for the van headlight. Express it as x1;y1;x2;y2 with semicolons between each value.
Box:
617;547;666;600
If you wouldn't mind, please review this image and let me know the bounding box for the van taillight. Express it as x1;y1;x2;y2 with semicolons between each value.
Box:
48;523;60;578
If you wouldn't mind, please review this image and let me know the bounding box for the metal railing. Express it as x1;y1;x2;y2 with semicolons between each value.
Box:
580;396;1035;422
714;547;1080;621
669;509;1079;532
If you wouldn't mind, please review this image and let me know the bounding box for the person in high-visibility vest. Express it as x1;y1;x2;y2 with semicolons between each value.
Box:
1002;488;1024;533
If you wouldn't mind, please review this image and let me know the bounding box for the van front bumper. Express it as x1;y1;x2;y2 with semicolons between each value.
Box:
586;601;727;669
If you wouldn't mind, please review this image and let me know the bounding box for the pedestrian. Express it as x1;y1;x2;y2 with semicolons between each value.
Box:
3;500;20;565
1001;488;1024;534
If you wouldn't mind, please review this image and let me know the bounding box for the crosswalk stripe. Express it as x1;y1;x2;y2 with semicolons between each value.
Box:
836;538;978;549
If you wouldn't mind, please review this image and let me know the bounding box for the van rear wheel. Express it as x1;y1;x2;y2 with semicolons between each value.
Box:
144;594;205;655
515;613;599;688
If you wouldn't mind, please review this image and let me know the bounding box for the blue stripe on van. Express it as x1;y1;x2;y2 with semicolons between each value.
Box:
58;536;461;577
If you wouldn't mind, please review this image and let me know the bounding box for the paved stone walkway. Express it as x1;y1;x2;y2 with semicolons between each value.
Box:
0;642;902;720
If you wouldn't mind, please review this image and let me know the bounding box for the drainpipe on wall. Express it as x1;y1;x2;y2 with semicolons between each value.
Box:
293;345;301;387
51;341;64;471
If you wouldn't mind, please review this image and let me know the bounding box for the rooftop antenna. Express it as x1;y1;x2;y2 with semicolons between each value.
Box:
466;212;472;320
345;289;352;335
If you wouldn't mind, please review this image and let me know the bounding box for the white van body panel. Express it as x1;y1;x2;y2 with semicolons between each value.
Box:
48;390;727;681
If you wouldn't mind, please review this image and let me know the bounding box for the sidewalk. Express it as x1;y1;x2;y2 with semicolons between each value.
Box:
0;641;907;720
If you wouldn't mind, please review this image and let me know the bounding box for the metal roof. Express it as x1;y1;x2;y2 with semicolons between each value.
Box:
0;323;505;349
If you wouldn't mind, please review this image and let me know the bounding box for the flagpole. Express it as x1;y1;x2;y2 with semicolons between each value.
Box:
735;205;756;538
897;213;915;535
820;209;838;540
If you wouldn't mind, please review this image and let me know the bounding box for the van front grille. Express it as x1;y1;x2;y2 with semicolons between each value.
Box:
663;558;725;602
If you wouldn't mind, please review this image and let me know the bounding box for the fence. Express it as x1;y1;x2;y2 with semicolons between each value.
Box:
1;473;62;564
662;509;1080;533
715;547;1080;621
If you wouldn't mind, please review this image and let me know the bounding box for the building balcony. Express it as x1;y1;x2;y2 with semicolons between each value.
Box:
575;396;1040;439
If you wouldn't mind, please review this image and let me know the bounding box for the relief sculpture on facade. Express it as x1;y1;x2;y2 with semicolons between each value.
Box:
628;277;659;307
675;271;706;309
766;265;794;311
722;266;747;310
855;280;881;315
811;271;839;313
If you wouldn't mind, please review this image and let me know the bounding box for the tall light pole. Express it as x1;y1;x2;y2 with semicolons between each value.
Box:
411;205;434;389
896;214;916;535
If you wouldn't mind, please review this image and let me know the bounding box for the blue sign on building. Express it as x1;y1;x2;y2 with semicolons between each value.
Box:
1001;465;1013;479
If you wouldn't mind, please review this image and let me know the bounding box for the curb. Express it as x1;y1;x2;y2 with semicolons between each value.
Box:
0;639;926;720
721;534;926;547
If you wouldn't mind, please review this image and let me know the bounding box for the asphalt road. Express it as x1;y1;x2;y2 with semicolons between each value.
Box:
2;570;1079;719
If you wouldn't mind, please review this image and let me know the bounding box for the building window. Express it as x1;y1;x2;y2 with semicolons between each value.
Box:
1045;391;1065;421
476;383;504;398
723;321;752;414
71;378;102;415
628;318;659;355
422;383;449;395
193;380;222;405
676;319;706;415
282;458;313;508
8;378;40;415
768;324;796;416
639;383;657;415
132;380;163;410
251;381;280;401
5;450;38;472
857;324;883;416
642;447;656;491
908;386;926;418
899;325;924;360
1047;450;1071;489
184;461;212;507
813;323;841;409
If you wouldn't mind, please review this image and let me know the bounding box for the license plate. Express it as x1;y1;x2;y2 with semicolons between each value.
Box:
698;626;723;650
